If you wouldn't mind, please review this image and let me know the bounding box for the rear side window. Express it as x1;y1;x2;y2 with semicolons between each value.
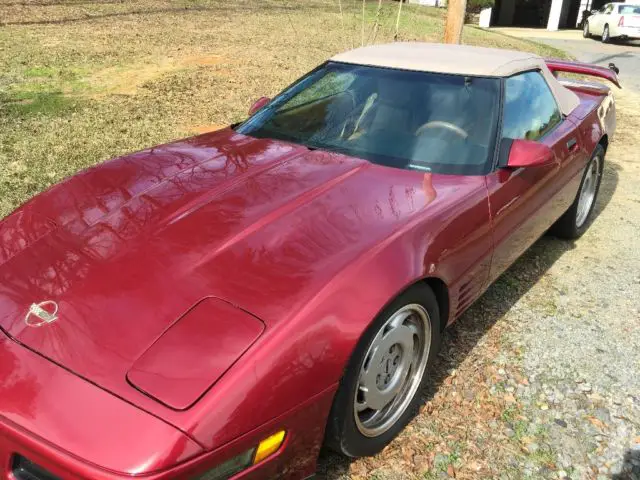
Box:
619;5;640;14
502;71;562;141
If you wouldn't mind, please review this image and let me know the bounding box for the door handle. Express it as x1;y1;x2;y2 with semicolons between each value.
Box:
567;138;579;152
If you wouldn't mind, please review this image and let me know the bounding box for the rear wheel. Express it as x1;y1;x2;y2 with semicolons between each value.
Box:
550;144;604;239
583;21;590;38
602;24;611;43
325;284;442;457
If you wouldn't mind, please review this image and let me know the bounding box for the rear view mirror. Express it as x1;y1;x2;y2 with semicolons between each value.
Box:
248;96;270;116
502;139;555;168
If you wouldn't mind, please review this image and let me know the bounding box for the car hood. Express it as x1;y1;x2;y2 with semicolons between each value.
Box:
0;128;452;411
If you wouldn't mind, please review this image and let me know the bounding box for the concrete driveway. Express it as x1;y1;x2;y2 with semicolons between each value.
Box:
494;27;640;91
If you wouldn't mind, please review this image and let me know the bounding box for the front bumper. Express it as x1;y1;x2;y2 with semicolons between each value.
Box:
1;385;335;480
0;417;280;480
0;332;337;479
0;333;202;479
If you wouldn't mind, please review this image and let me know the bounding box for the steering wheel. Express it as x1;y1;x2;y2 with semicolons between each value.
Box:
415;121;468;140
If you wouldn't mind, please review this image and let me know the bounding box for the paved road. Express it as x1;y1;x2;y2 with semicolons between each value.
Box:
495;27;640;91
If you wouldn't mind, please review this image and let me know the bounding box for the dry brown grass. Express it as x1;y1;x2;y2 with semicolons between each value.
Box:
0;0;569;218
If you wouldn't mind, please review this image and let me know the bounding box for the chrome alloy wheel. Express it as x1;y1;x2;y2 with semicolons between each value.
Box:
354;304;431;437
576;155;602;228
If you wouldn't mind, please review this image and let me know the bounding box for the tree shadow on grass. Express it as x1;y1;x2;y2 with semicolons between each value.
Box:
612;447;640;479
316;162;619;479
0;91;79;118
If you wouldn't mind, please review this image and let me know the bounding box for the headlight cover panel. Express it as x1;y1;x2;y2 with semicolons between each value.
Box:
127;297;265;410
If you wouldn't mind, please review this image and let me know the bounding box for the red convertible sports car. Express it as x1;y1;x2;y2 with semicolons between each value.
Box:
0;43;619;479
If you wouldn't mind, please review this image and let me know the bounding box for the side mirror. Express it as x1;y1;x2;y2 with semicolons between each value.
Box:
248;96;270;116
502;139;555;168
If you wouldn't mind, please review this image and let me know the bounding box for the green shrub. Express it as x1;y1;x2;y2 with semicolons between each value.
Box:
467;0;495;14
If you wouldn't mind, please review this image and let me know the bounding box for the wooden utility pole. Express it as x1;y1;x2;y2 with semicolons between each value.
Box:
443;0;467;44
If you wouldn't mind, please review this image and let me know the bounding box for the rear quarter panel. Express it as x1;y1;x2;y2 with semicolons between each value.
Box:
565;86;614;152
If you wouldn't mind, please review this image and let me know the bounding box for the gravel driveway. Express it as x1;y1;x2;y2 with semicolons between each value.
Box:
318;51;640;480
505;89;640;479
501;87;640;480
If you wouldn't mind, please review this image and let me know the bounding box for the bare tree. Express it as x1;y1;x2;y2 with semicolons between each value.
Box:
361;0;366;46
370;0;383;44
338;0;347;48
394;0;404;40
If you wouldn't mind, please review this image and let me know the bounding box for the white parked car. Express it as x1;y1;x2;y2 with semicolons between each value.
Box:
584;2;640;42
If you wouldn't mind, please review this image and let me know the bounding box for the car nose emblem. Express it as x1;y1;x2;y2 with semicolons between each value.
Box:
25;301;59;327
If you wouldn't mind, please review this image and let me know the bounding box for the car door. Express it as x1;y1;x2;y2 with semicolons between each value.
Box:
484;70;586;282
590;5;608;34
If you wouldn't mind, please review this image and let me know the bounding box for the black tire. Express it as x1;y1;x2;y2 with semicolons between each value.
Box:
583;21;590;38
324;283;442;458
602;25;610;43
550;144;604;240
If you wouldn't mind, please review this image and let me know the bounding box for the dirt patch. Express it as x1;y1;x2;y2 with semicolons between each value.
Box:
181;54;223;66
86;54;224;96
188;124;227;134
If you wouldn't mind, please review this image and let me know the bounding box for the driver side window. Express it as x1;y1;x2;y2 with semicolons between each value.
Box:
502;71;562;142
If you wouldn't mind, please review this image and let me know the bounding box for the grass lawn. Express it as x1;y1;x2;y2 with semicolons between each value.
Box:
0;0;568;218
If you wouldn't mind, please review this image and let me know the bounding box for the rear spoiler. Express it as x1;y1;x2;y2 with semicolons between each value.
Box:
545;59;621;88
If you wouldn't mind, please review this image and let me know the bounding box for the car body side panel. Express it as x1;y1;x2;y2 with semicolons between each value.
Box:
590;4;612;35
487;84;609;283
485;159;559;280
539;117;591;228
484;116;583;282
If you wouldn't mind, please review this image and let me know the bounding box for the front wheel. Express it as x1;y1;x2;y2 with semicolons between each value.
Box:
325;284;441;457
550;144;604;239
602;24;611;43
583;21;590;38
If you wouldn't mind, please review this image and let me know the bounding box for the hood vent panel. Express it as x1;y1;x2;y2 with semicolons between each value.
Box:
127;297;265;410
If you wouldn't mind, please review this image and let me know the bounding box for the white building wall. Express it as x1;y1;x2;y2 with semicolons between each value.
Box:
547;0;564;30
479;7;493;27
550;0;596;29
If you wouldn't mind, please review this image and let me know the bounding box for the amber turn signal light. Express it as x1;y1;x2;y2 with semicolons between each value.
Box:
253;430;286;465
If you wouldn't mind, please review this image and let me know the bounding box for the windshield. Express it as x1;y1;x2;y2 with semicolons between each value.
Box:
620;5;640;13
236;62;501;175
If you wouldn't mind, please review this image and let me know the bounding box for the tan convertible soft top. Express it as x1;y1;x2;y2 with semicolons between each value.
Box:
331;42;580;116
